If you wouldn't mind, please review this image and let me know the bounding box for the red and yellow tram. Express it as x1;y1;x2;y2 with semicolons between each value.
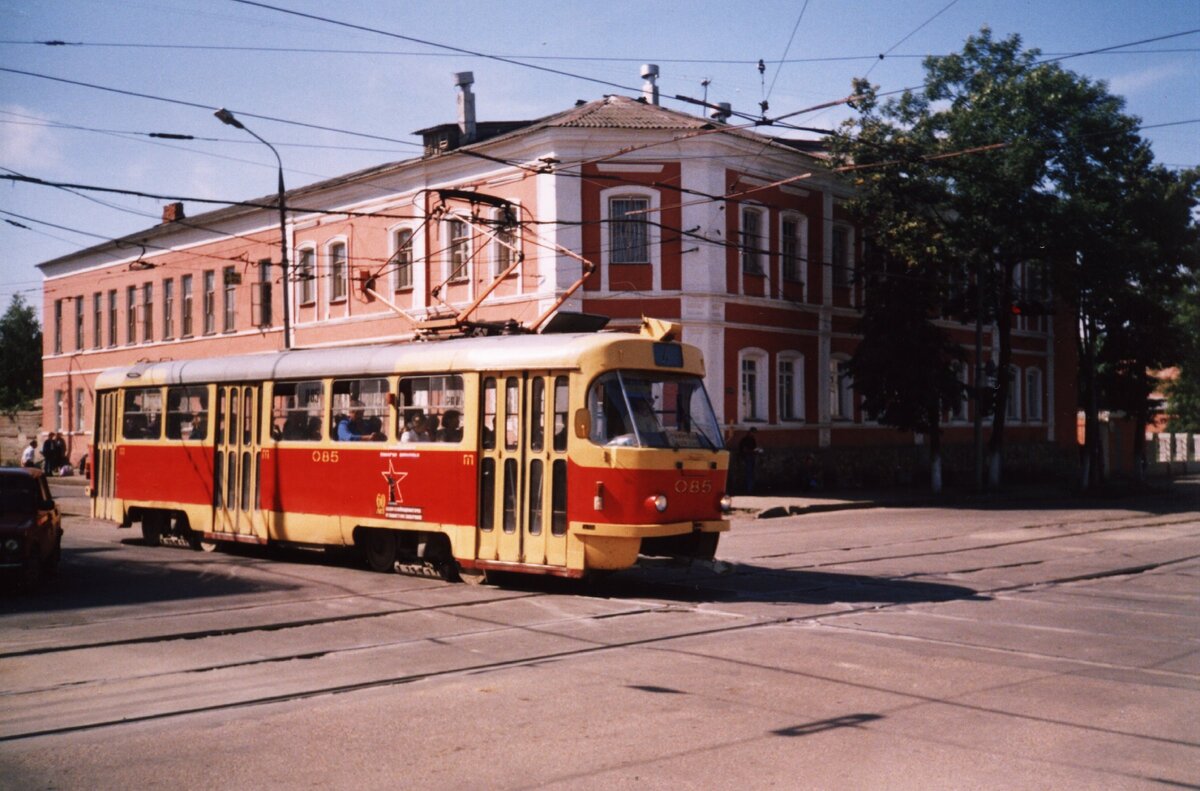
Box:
91;318;730;582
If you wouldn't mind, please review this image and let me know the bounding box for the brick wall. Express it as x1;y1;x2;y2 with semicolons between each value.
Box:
0;407;43;466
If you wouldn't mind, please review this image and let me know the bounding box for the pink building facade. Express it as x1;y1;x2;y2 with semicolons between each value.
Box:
39;89;1075;477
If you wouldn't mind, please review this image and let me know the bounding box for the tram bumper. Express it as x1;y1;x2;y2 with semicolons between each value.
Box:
573;519;728;569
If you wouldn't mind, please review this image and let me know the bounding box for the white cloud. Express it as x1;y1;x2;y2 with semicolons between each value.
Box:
1106;62;1189;98
0;105;66;173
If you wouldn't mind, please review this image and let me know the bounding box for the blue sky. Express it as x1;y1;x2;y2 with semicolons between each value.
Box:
2;0;1197;314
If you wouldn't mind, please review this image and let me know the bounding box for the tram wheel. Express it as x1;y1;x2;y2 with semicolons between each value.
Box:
362;529;397;574
456;564;489;585
141;512;166;546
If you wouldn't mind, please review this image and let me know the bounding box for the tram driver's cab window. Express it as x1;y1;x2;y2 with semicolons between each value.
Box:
122;387;163;440
398;374;465;443
166;386;209;440
271;380;324;441
587;371;723;450
331;378;388;442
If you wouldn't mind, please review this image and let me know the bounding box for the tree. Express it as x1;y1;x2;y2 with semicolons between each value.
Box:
846;251;965;493
833;27;1170;489
0;294;43;414
1166;273;1200;433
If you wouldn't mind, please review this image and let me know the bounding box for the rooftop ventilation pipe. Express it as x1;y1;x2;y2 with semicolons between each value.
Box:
454;71;477;144
640;64;660;105
711;102;732;123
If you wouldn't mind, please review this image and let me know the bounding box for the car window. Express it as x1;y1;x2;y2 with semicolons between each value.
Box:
0;475;38;515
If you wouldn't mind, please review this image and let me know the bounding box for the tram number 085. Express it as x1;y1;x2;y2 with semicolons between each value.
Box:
311;450;341;464
674;479;712;494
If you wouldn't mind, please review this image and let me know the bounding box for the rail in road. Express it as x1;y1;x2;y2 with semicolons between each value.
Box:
1;479;1197;787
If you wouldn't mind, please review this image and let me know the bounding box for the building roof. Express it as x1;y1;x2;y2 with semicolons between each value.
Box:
38;94;826;272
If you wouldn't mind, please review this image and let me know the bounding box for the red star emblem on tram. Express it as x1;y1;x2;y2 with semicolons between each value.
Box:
380;460;408;504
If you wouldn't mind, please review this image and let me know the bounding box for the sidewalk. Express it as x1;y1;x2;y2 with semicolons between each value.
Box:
732;474;1200;518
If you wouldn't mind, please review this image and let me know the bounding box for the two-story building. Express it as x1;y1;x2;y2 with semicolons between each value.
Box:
39;75;1075;486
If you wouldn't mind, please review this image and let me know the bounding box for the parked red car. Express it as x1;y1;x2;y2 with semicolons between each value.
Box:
0;467;63;587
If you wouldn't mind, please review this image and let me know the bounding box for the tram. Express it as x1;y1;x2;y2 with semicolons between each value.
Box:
90;318;730;582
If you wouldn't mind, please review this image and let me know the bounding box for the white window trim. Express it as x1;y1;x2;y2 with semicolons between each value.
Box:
388;224;417;293
777;351;805;422
737;348;768;424
830;355;854;422
295;244;318;311
1025;366;1043;422
831;223;855;290
325;238;350;315
739;204;767;278
441;214;473;299
1006;364;1021;422
952;363;970;423
490;204;522;286
779;211;808;297
600;185;661;292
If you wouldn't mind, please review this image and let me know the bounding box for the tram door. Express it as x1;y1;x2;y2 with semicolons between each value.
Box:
213;384;265;539
94;391;119;521
478;373;569;568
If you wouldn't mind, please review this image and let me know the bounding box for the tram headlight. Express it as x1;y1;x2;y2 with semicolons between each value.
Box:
719;494;733;513
646;494;668;513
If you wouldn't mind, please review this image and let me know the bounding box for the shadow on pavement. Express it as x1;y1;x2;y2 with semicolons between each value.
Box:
0;543;302;616
487;562;987;607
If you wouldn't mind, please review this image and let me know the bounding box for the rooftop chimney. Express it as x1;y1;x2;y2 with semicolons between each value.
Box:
711;102;732;123
640;63;660;106
161;202;185;223
454;71;477;145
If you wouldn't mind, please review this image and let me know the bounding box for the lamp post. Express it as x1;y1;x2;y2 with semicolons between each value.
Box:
214;108;291;350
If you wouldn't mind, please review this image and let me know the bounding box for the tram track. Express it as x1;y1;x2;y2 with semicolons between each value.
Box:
7;539;1197;745
762;515;1200;571
4;508;1196;745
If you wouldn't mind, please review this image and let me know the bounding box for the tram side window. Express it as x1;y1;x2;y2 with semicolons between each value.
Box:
166;386;209;440
271;381;324;441
398;374;465;443
122;387;163;440
331;378;388;442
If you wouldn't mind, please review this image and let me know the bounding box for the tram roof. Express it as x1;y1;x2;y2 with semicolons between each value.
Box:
95;330;690;390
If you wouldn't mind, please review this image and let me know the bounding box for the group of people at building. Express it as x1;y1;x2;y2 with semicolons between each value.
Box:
21;432;71;476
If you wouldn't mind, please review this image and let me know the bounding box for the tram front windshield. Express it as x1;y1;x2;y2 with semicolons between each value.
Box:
588;371;724;450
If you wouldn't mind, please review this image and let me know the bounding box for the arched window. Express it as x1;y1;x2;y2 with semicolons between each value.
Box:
740;206;765;275
830;356;853;421
391;228;414;291
328;240;348;303
295;246;316;306
1005;364;1021;422
780;212;808;292
1025;367;1043;422
777;352;805;422
600;186;661;291
738;348;768;423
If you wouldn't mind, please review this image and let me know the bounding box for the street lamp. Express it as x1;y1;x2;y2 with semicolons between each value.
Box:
214;108;291;350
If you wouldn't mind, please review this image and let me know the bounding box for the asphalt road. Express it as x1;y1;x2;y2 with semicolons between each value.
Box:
1;479;1198;789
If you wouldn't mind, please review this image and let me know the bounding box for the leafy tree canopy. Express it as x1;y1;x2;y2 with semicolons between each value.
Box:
0;294;42;413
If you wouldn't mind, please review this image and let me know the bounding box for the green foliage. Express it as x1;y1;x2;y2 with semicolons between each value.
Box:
0;294;43;413
1167;275;1200;432
831;27;1197;485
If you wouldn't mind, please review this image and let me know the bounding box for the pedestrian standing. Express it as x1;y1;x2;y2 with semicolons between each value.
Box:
52;432;68;474
738;427;760;494
42;433;56;475
22;440;38;468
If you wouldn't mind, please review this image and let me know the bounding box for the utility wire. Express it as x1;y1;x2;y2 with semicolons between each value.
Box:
864;0;960;78
766;0;810;105
4;39;1195;62
228;0;646;97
